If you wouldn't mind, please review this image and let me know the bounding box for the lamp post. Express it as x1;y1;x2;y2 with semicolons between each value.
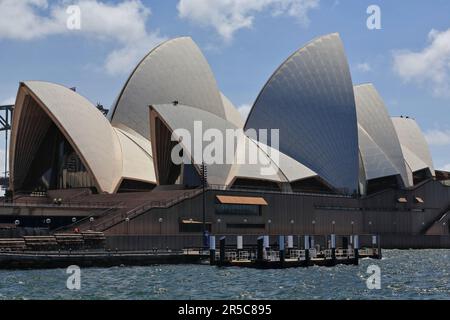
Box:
125;217;130;235
312;220;316;235
368;221;372;234
45;218;51;230
217;218;221;234
290;219;294;235
267;219;272;235
201;162;208;248
89;217;94;231
332;220;336;234
158;217;163;235
351;221;354;235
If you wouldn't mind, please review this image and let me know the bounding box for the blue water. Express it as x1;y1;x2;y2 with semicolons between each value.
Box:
0;250;449;300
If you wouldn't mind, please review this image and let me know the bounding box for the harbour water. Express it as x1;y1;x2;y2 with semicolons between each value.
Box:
0;250;449;300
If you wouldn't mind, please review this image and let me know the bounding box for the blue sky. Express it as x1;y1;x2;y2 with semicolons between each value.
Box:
0;0;449;172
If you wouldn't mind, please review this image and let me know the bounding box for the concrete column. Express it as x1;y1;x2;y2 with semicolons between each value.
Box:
209;236;216;265
237;236;243;250
304;235;310;265
354;235;359;265
257;237;264;262
331;234;336;261
219;236;226;264
263;235;269;260
287;235;294;249
263;235;270;249
279;235;285;264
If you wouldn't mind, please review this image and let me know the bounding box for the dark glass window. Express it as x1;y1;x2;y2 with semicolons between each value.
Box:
226;223;265;229
215;204;261;216
179;223;211;233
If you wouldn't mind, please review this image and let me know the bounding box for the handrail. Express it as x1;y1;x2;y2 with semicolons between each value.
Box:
0;201;124;209
51;205;121;233
93;189;204;231
420;205;450;234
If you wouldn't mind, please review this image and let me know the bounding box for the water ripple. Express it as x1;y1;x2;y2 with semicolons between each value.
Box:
0;250;449;300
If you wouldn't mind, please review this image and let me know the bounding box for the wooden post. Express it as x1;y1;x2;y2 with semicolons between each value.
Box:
219;236;226;264
209;236;216;265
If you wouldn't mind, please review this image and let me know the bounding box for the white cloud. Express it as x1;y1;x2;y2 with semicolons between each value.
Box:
238;103;252;121
0;0;166;75
356;62;371;72
177;0;319;42
1;97;15;105
425;129;450;146
442;164;450;171
393;28;450;97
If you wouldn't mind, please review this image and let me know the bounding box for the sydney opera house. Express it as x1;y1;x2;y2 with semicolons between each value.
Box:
1;33;449;249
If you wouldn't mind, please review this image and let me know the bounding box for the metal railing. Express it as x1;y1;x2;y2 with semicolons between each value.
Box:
93;189;204;231
288;249;306;260
51;206;121;233
0;200;124;209
0;201;123;209
336;248;355;258
207;184;354;199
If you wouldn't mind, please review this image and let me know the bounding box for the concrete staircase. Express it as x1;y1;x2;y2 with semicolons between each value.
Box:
56;188;203;233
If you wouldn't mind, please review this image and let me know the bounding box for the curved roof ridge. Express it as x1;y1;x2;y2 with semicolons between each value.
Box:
110;37;226;139
12;81;123;193
108;36;189;120
244;33;342;128
354;83;412;187
244;33;359;193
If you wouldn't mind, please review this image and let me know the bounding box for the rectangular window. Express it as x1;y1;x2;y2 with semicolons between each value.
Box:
226;223;265;229
215;204;261;216
179;222;211;233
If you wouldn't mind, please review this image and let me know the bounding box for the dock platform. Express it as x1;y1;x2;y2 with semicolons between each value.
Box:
0;250;208;269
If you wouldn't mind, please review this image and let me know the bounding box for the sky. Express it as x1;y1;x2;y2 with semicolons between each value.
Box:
0;0;449;174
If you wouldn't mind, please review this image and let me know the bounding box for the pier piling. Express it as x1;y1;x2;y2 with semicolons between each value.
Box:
304;235;310;266
354;235;359;265
257;237;264;263
279;235;285;265
331;234;336;263
219;236;226;265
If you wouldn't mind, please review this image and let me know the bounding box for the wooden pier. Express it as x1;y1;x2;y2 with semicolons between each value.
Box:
208;235;381;269
0;233;381;270
0;250;208;269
